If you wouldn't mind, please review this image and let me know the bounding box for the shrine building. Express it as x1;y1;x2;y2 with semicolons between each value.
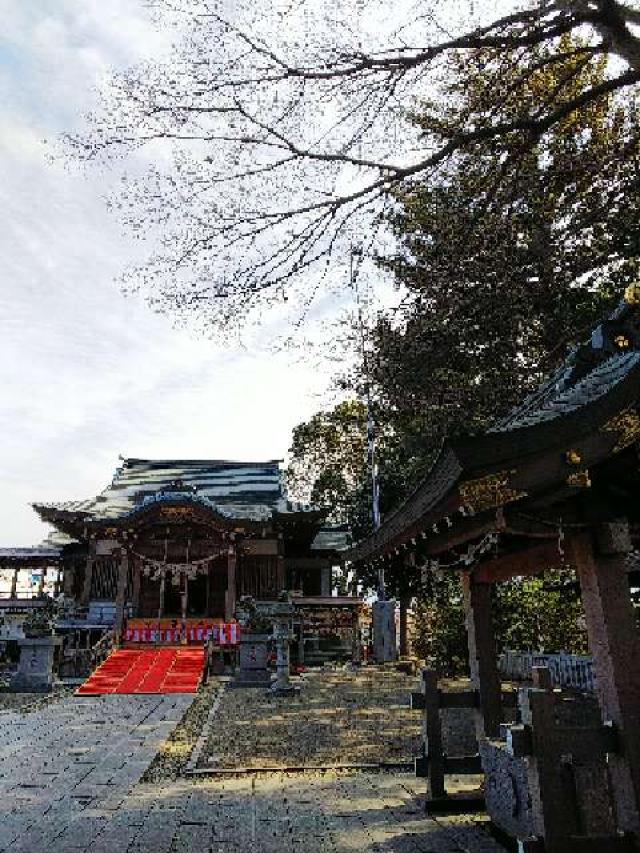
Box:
23;457;346;642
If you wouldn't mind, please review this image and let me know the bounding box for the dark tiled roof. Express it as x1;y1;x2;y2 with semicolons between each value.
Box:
351;292;640;563
34;457;315;524
492;300;640;432
0;547;61;559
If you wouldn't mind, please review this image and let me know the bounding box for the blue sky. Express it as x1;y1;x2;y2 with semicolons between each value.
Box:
0;1;343;545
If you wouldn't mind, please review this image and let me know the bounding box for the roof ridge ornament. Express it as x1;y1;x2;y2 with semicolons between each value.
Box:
624;282;640;305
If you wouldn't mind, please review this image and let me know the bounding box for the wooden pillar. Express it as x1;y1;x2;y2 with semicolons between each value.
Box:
205;562;211;617
569;523;640;833
422;668;446;800
113;548;129;646
54;566;62;597
37;568;46;597
461;571;502;738
131;560;141;616
225;543;237;622
181;572;188;643
351;609;360;664
80;539;96;607
63;561;75;597
10;567;18;598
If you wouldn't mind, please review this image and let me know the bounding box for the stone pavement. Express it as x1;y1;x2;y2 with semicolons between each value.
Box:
0;693;192;852
0;673;506;852
83;771;504;853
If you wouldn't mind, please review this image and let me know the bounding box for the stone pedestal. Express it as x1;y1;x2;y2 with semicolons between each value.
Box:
11;636;62;692
234;634;271;687
372;600;397;663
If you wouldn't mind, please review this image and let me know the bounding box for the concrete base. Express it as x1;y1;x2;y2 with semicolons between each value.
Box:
10;636;62;692
231;672;274;689
268;682;300;697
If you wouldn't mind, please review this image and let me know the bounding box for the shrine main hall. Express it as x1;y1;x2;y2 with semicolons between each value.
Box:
10;457;346;641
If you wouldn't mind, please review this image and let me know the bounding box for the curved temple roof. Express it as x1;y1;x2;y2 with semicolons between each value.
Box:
33;457;317;527
352;290;640;565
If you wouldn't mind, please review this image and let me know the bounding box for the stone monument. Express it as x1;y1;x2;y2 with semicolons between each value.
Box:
11;635;62;692
270;608;298;695
235;633;272;687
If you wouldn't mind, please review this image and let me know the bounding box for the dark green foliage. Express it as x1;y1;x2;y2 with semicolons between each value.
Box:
413;567;588;675
413;573;468;676
494;568;589;655
287;38;639;667
369;40;640;496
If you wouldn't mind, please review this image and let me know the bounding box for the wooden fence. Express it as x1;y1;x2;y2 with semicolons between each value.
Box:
499;650;595;692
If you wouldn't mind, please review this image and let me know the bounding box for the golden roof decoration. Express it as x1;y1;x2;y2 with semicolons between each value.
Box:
565;449;582;466
624;282;640;305
601;408;640;453
566;469;591;488
459;470;527;513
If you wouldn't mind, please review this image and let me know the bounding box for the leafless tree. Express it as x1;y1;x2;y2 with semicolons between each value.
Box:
68;0;640;329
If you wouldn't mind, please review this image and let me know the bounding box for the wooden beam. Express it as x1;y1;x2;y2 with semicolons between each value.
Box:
422;511;505;556
474;541;564;584
283;557;330;571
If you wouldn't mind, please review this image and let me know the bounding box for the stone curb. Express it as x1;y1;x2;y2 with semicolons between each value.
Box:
185;682;226;772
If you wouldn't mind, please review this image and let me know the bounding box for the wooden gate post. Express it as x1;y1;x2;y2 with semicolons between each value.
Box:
421;668;446;800
462;571;502;738
569;522;640;834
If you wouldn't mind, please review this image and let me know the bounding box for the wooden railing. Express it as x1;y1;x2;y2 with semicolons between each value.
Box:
90;629;115;669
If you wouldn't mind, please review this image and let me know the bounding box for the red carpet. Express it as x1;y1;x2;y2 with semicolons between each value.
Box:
77;647;205;695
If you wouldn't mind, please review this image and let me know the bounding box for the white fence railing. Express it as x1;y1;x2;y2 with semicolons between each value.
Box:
498;650;595;693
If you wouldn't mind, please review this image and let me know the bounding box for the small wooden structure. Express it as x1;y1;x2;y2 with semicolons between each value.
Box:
351;289;640;848
291;596;366;664
0;546;64;603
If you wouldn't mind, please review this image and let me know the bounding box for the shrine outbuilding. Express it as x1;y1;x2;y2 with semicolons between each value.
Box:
350;286;640;848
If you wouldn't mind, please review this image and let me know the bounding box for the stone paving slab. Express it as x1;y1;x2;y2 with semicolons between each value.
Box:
88;772;504;853
0;693;192;853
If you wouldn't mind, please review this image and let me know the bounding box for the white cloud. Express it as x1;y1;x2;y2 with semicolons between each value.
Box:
0;0;335;545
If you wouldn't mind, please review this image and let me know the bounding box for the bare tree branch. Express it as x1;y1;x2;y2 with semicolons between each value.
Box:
66;0;640;333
